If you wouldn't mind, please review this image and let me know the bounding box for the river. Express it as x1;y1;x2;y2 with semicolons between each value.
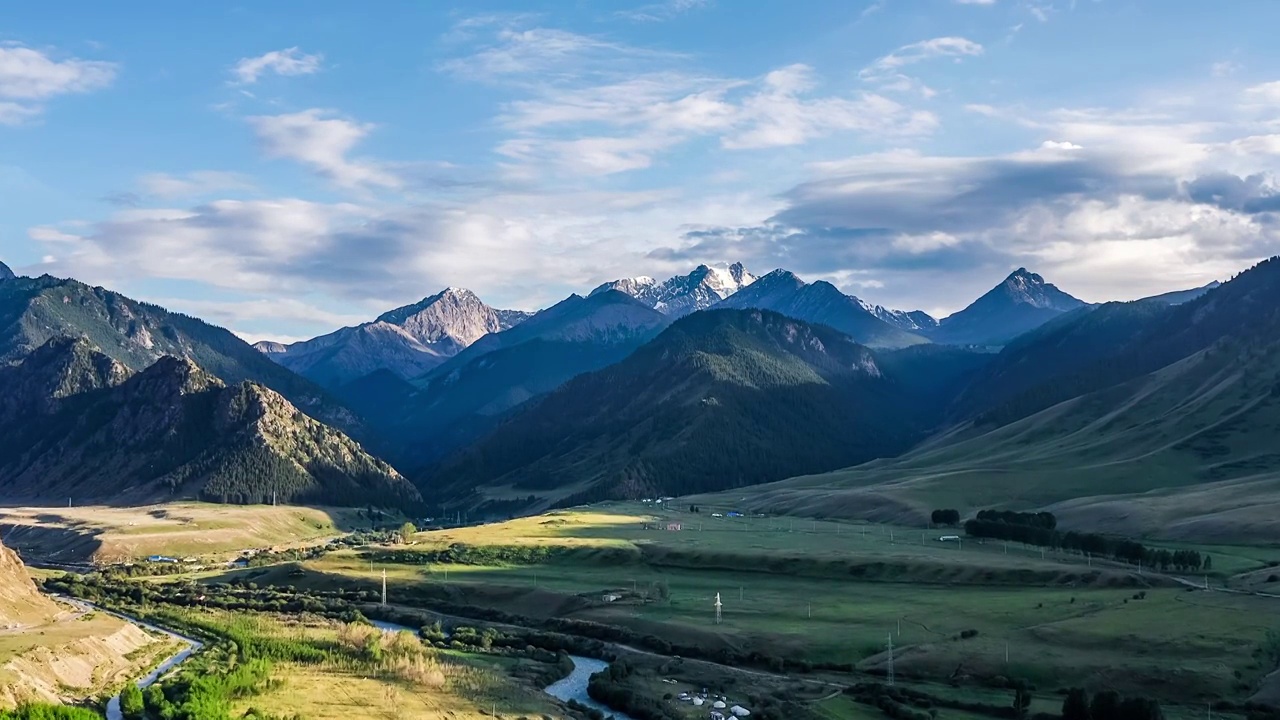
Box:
371;619;635;719
94;609;632;720
98;610;203;720
544;655;639;720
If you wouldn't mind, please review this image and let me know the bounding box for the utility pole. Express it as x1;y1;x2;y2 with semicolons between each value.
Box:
808;602;812;619
1004;641;1009;664
715;592;722;625
896;618;901;637
739;586;743;602
381;569;387;606
887;634;895;686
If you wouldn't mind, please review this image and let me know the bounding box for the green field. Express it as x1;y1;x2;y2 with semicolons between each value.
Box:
204;502;1280;719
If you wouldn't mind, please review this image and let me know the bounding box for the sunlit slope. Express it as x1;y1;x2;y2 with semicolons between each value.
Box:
710;336;1280;542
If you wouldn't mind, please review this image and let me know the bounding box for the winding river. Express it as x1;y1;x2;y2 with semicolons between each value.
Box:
97;609;203;720
88;607;632;720
545;655;638;720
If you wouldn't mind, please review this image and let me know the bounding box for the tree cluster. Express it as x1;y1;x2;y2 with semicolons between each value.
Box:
930;509;960;526
1062;688;1164;720
964;510;1210;571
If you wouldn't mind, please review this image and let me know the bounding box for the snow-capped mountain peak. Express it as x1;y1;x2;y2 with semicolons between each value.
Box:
592;262;757;317
997;268;1083;311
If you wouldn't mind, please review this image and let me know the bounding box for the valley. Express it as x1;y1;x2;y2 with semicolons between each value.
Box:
10;502;1279;720
6;256;1280;720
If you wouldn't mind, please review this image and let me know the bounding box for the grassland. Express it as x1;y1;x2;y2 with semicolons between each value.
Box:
244;502;1280;718
0;503;370;564
686;344;1280;546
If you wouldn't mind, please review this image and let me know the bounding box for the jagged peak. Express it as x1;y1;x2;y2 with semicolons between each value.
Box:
757;268;804;284
376;286;488;325
131;355;222;396
0;260;14;281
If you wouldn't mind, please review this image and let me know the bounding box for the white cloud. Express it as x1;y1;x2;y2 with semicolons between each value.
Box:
722;65;938;149
248;110;401;190
0;45;117;122
861;37;984;79
481;54;936;175
615;0;711;22
1040;140;1083;150
0;101;40;126
955;0;996;4
139;171;254;198
1245;80;1280;105
440;27;679;81
231;48;323;84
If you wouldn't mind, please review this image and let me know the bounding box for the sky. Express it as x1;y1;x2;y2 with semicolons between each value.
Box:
3;0;1280;343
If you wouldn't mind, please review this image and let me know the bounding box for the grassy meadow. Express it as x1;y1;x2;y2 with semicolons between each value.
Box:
237;502;1280;717
0;503;370;564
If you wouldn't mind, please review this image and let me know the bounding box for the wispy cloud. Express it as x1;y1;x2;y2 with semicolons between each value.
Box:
445;21;938;176
0;44;117;123
247;110;401;190
859;36;984;98
614;0;712;23
139;171;254;198
231;47;323;84
861;37;985;78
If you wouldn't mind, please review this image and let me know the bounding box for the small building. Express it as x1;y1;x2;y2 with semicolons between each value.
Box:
602;593;622;603
939;535;961;542
147;555;179;563
666;522;682;531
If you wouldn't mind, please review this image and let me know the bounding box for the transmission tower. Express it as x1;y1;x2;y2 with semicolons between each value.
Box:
887;633;895;686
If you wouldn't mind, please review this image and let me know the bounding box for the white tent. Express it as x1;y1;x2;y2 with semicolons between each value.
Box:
692;697;704;706
713;701;727;709
730;706;751;717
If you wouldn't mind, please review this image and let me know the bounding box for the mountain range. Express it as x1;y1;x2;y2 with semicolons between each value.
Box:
254;287;533;388
7;254;1272;540
688;259;1280;542
356;290;671;470
434;308;941;510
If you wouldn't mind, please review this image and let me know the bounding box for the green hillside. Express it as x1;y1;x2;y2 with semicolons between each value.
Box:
431;309;978;512
698;258;1280;542
0;338;419;507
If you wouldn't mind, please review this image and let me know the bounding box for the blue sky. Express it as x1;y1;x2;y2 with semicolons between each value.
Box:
3;0;1279;342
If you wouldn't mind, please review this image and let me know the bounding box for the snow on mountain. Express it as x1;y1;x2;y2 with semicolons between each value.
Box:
259;287;532;388
591;262;757;317
866;305;939;332
716;270;928;348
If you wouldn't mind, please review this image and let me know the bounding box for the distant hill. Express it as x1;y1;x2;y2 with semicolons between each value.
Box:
714;269;929;349
1140;281;1222;306
0;338;419;507
0;262;14;282
433;309;967;511
258;287;532;388
372;290;671;469
0;274;356;432
692;259;1280;543
929;268;1087;346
